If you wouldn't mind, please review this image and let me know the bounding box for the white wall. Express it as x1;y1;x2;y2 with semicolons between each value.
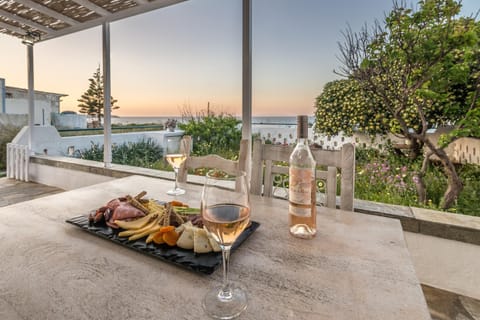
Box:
29;161;115;190
0;113;27;127
453;138;480;165
62;130;184;155
11;125;184;156
12;125;63;155
6;98;52;126
51;113;87;129
254;126;354;150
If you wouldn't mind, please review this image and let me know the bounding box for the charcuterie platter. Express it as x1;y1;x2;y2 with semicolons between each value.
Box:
66;191;259;275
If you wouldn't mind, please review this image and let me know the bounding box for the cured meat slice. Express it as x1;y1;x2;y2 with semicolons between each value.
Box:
106;202;145;229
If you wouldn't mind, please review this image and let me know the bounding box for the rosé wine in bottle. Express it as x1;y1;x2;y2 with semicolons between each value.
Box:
288;115;316;239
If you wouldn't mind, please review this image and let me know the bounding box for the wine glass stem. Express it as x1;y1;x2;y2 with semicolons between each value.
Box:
219;246;233;300
173;168;179;190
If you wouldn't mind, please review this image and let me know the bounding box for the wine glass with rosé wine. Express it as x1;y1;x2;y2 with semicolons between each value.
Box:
165;137;187;196
201;169;251;319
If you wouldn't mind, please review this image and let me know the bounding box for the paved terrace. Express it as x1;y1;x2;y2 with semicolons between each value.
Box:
2;155;480;319
0;177;63;207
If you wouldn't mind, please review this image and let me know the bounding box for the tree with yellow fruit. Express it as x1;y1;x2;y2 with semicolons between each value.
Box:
315;0;480;209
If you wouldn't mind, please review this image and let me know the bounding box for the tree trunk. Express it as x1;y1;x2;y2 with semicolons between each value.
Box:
413;172;427;204
442;172;463;209
413;153;431;205
408;137;423;159
421;140;463;209
439;156;463;210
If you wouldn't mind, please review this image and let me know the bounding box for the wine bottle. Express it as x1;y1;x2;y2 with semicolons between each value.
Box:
288;115;317;239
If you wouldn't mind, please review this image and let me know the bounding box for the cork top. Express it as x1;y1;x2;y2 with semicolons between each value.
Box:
297;115;309;139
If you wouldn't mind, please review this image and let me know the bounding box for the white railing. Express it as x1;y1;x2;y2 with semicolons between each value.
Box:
6;143;29;181
452;138;480;165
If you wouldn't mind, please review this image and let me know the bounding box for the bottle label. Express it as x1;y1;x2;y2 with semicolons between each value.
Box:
289;167;312;217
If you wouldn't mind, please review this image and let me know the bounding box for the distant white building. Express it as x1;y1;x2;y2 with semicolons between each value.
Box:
0;77;67;126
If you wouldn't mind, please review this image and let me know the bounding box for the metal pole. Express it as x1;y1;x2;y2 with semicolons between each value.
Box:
102;22;112;168
242;0;252;176
26;42;34;153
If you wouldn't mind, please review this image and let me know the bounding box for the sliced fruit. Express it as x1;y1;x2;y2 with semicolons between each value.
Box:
170;200;187;207
152;231;165;244
159;225;175;233
163;230;179;246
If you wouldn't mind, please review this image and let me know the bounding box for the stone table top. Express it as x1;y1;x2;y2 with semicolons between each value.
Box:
0;175;430;319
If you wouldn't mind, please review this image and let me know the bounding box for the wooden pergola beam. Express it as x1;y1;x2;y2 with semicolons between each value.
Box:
14;0;80;26
73;0;111;16
0;9;53;33
0;20;25;34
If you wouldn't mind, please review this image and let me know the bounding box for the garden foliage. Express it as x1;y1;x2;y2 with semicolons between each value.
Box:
316;0;480;209
80;138;162;168
178;113;241;159
355;147;480;216
0;124;22;172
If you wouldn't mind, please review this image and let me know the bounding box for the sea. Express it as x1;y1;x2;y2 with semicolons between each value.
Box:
111;116;315;127
112;115;348;150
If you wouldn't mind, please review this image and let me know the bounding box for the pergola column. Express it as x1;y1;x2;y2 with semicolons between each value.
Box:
102;21;112;168
24;37;35;153
242;0;252;177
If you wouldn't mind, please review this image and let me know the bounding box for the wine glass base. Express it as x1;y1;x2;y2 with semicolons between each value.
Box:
202;283;247;319
166;188;185;196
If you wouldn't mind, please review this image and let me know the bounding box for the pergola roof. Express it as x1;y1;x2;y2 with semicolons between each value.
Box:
0;0;186;43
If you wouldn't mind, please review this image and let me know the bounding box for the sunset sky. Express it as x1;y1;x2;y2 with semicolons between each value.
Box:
0;0;478;117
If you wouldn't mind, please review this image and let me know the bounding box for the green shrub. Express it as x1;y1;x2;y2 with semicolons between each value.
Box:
80;141;103;162
355;147;382;164
422;164;448;209
0;124;22;171
456;164;480;216
178;113;241;158
80;138;163;168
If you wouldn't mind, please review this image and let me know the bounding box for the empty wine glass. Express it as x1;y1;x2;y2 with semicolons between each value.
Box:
165;137;187;196
201;170;250;319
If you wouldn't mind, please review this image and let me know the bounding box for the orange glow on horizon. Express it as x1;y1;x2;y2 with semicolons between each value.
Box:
60;93;317;117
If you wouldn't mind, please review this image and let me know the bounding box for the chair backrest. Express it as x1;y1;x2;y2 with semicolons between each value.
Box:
177;136;249;183
250;138;355;211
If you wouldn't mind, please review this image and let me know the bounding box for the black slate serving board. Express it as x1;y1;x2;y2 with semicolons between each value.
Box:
66;215;259;275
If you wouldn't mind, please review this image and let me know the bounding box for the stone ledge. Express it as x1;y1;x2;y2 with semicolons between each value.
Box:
354;199;420;233
31;155;169;180
413;207;480;245
356;200;480;246
30;155;480;245
30;155;208;185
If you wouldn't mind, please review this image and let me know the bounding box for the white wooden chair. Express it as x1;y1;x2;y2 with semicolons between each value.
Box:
250;138;355;211
177;136;249;183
